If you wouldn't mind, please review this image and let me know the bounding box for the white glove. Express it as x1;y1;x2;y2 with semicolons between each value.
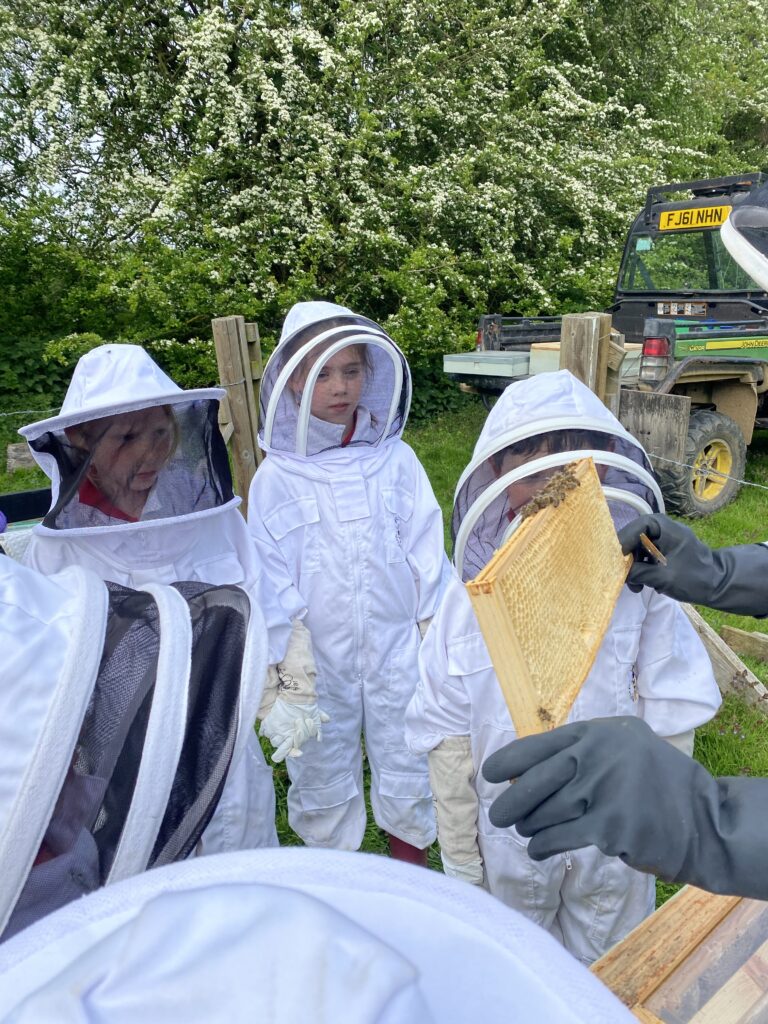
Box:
259;619;320;719
428;736;483;874
258;697;330;763
440;853;485;886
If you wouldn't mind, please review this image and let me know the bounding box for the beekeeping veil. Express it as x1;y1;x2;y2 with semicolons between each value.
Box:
0;559;267;943
259;301;410;458
20;344;234;533
0;848;635;1024
721;179;768;291
453;370;664;581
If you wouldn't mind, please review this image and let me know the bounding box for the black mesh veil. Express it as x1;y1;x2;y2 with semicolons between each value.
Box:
151;582;248;866
29;399;233;530
453;426;662;582
3;581;257;942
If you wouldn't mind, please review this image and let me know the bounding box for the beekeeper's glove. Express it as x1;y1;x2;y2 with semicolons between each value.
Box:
259;697;329;763
482;716;768;900
618;513;768;616
441;853;485;886
258;619;329;762
428;736;484;887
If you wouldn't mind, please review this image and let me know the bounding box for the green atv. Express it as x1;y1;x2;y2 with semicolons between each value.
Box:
618;173;768;515
445;172;768;516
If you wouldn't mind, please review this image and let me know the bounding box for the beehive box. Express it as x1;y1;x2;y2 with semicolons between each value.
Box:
591;886;768;1023
466;457;630;736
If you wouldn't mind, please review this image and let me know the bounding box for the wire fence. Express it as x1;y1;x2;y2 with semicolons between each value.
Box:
649;452;768;494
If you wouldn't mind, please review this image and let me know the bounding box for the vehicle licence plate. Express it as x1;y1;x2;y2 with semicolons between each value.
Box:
658;205;731;230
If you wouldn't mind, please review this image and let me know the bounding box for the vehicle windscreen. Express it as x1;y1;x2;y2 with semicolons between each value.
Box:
619;229;761;293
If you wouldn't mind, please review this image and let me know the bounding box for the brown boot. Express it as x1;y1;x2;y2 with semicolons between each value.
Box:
388;834;428;867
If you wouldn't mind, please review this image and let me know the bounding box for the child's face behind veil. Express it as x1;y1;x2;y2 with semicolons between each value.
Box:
70;406;177;515
292;345;366;433
495;431;612;520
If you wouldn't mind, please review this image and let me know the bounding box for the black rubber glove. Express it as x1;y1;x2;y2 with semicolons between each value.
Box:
618;513;768;616
482;716;768;899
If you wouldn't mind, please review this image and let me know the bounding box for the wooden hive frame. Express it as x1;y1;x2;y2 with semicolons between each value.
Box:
466;457;631;737
591;886;768;1023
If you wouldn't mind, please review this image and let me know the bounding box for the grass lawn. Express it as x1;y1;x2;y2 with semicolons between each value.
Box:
5;392;768;904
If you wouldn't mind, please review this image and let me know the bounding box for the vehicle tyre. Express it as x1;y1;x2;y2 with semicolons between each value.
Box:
656;409;746;517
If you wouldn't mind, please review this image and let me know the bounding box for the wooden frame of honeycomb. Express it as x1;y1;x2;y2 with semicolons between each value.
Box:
466;457;631;737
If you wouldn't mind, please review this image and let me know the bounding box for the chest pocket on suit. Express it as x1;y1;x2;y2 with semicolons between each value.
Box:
264;496;322;575
381;487;414;564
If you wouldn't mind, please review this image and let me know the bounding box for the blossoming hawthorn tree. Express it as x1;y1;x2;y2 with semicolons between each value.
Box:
0;0;765;386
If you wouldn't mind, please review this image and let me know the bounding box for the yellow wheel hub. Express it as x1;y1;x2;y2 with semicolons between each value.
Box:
692;439;733;501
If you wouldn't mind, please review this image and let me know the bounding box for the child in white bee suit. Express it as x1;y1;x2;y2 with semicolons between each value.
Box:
405;370;722;963
20;344;328;855
248;301;448;864
0;557;269;942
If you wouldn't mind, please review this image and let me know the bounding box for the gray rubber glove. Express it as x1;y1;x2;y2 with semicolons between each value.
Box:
482;716;768;899
618;513;768;616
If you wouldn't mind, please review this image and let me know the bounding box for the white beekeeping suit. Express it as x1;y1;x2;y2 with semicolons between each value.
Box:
405;370;722;964
0;558;268;943
248;302;448;857
19;343;305;854
0;848;636;1024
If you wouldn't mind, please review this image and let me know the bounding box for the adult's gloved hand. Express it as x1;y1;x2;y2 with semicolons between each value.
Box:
259;698;330;763
618;513;768;616
482;716;768;900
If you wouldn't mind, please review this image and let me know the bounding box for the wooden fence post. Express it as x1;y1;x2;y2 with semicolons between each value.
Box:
604;328;626;418
211;315;263;516
559;312;612;403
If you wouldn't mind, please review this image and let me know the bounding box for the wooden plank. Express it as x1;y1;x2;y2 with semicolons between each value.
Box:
245;321;263;378
605;329;625;417
618;388;691;467
212;315;260;515
6;442;37;473
238;321;260;454
631;1008;665;1024
643;899;768;1020
591;886;741;1008
687;936;768;1023
683;605;768;712
559;312;612;401
721;625;768;664
243;321;264;464
607;331;627;372
737;987;768;1024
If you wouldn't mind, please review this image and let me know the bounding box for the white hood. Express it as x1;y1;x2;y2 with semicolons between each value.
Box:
0;848;635;1024
21;344;224;439
0;560;269;943
453;370;663;580
259;301;411;460
0;560;109;936
721;179;768;292
20;344;237;535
